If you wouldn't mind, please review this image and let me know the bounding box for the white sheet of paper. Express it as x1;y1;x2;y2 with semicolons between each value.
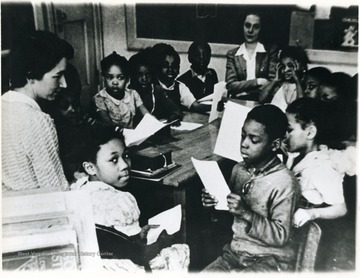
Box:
191;158;230;210
209;81;227;123
213;101;252;162
170;121;203;131
147;205;182;245
123;114;169;147
198;93;213;102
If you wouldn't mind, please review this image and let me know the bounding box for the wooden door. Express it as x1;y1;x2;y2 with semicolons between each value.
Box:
47;3;103;110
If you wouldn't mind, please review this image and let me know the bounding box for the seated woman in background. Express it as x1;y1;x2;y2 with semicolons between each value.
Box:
259;46;308;112
177;41;218;100
2;31;72;192
225;12;278;100
128;48;183;124
94;52;149;129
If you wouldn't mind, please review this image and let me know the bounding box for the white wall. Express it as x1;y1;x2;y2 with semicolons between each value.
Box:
101;4;357;82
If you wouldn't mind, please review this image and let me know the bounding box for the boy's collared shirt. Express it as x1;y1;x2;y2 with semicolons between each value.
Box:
157;79;196;109
190;68;209;83
287;150;345;206
235;42;266;81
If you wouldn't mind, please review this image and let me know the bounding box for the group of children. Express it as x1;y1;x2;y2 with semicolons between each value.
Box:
41;37;356;272
92;42;217;130
202;98;352;271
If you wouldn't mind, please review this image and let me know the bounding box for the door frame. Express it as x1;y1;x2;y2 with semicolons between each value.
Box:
32;2;103;92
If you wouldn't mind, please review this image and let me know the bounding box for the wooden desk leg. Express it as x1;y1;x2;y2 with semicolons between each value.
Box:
173;187;186;243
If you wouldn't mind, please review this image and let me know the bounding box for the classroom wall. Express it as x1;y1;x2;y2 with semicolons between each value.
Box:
102;4;229;81
101;4;357;80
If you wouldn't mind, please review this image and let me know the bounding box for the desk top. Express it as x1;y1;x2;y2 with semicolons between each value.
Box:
133;99;258;187
134;115;222;187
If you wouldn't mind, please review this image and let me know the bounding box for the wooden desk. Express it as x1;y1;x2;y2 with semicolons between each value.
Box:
129;112;231;243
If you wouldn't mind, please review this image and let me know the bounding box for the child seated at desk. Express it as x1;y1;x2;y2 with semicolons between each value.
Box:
94;52;149;129
177;41;218;100
303;67;331;99
151;43;210;113
259;46;307;112
284;98;347;227
70;127;189;271
202;104;299;272
284;98;350;270
128;48;183;124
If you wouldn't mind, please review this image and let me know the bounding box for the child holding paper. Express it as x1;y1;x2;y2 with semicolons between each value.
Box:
94;51;149;129
70;127;189;271
202;104;299;272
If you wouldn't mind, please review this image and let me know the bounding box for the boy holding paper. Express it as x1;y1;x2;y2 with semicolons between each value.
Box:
202;104;299;272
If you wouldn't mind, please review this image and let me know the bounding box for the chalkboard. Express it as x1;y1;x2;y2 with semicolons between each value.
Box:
126;4;296;55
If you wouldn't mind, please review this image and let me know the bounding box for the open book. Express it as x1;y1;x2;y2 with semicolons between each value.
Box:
191;158;230;210
123;114;173;147
146;205;182;245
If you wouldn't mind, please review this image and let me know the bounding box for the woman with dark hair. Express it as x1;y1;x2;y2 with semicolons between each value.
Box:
225;12;278;100
2;31;73;191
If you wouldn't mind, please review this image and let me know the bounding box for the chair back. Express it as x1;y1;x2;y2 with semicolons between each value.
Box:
293;221;322;271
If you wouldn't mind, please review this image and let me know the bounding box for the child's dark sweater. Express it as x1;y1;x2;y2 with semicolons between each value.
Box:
177;68;218;100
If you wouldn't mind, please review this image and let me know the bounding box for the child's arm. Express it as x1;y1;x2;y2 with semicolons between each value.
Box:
227;186;297;246
291;60;304;99
293;203;347;227
258;63;282;103
138;104;150;116
189;101;211;113
97;110;116;126
93;94;117;126
294;162;348;227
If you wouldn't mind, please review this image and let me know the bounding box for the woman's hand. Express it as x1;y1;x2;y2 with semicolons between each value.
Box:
293;208;311;228
201;188;218;208
139;224;160;240
227;193;246;216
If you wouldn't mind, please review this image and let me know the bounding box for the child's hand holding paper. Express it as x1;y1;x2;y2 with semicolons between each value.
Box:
191;158;230;210
146;205;182;245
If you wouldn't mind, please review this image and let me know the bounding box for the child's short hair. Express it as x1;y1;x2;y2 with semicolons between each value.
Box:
246;104;288;141
188;41;211;62
279;46;308;71
101;51;129;76
151;43;180;72
306;67;331;83
286;98;328;144
72;127;126;175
